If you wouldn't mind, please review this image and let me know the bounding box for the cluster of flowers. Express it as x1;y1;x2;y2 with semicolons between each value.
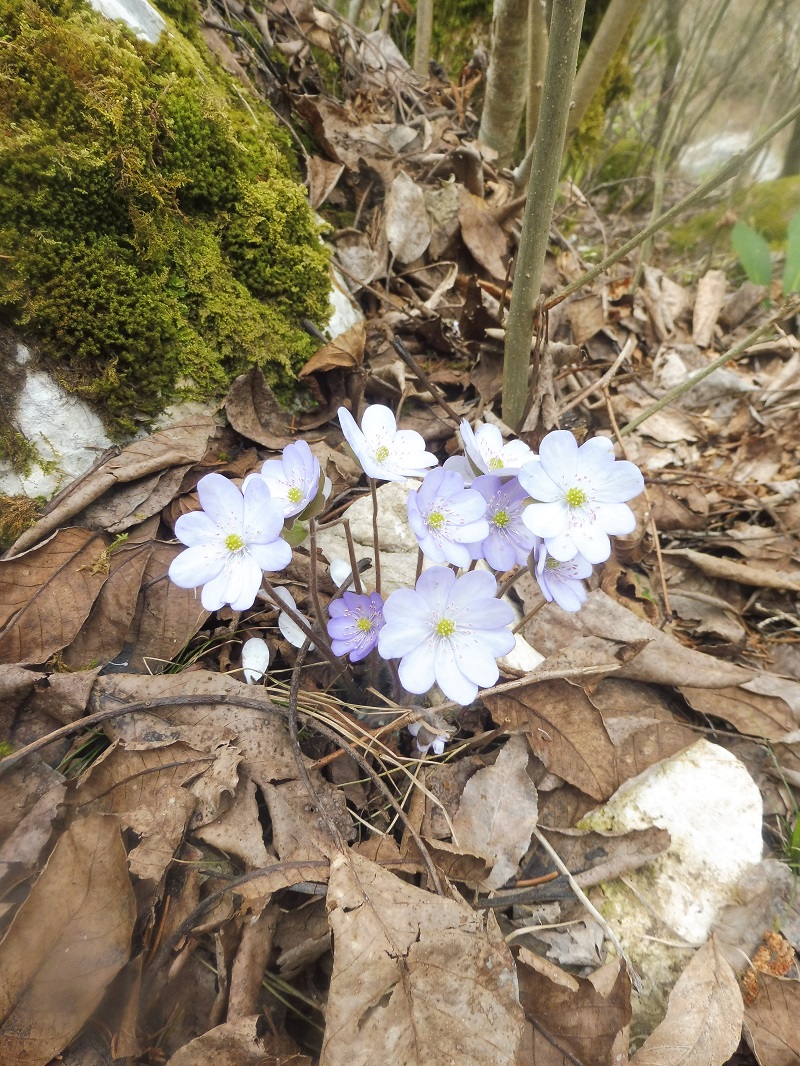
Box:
168;405;644;718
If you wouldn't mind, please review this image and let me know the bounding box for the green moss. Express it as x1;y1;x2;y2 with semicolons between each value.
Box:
669;177;800;259
0;493;42;549
0;427;43;476
0;0;330;437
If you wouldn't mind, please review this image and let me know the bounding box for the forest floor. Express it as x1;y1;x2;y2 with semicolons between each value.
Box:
1;2;800;1064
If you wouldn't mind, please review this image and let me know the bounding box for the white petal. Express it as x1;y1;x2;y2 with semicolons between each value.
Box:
168;543;227;588
249;538;292;573
595;501;637;536
441;540;471;567
229;555;265;611
451;636;500;688
592;462;645;504
522;501;569;538
538;431;579;484
197;473;244;532
397;640;437;694
571;524;612;564
517;462;562;503
242;637;270;683
449;569;497;611
361;403;397;442
415;565;456;613
174;511;223;547
549;578;587;612
378;618;430;658
279;611;308;647
329;558;352;587
242;479;284;543
433;642;478;705
443;455;475;484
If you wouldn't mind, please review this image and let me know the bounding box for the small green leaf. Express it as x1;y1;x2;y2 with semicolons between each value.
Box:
782;210;800;294
283;519;308;547
731;221;772;286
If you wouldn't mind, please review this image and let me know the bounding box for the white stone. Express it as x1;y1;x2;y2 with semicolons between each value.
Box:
0;370;114;498
582;739;763;1034
88;0;166;43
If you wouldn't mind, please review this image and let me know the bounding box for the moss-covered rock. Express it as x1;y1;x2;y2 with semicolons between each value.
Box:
0;0;330;436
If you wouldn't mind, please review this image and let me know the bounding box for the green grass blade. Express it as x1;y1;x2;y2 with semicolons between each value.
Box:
731;221;772;286
783;210;800;294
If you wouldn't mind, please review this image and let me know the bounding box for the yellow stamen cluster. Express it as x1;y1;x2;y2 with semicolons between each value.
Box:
565;487;588;508
287;485;303;504
428;510;445;530
375;444;390;463
493;509;510;528
435;618;456;638
356;616;372;632
225;533;245;552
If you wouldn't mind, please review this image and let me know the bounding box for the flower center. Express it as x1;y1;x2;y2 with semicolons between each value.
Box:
356;617;372;633
287;485;303;504
225;533;246;552
489;456;504;470
427;510;445;530
435;618;456;638
375;444;390;463
493;509;510;528
565;486;588;508
545;557;561;570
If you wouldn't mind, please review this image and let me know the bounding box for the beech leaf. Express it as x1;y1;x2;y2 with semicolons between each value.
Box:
0;814;136;1065
629;938;742;1065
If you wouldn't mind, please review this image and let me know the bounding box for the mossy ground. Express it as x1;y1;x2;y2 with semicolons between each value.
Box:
0;0;331;438
669;176;800;263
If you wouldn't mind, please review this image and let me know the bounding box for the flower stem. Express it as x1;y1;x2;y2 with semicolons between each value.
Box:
512;597;546;634
415;548;424;584
343;518;363;595
261;576;346;681
369;478;382;596
308;517;326;632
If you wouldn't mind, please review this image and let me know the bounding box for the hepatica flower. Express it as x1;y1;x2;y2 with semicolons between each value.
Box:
407;467;489;567
446;420;536;482
378;566;515;705
338;404;437;481
244;440;330;519
519;430;644;564
168;473;291;611
327;590;385;662
532;537;592;613
468;475;535;571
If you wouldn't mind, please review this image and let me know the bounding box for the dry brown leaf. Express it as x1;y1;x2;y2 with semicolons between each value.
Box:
451;734;538;890
458;186;509;281
334;230;384;287
194;771;271;870
692;269;727;347
321;850;524;1066
680;685;795;740
524;590;754;689
123;543;209;673
61;524;156;669
93;672;300;784
629;938;742;1065
6;418;217;558
567;295;605;346
664;547;800;592
263;777;353;861
744;972;800;1065
223;366;298;449
298;321;365;377
517;948;631;1066
385;171;431;264
485;679;618;801
0;527;111;665
165;1015;312;1066
75;742;201;887
713;860;795;973
0;814;136;1065
77;464;192;534
0;757;65;893
308;154;344;209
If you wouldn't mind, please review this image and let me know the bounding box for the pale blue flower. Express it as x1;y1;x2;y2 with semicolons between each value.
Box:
327;590;385;662
467;475;535;571
407;467;489;567
338;404;438;482
378;566;515;705
244;440;331;519
519;430;644;564
444;420;536;483
531;536;592;613
168;473;291;611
